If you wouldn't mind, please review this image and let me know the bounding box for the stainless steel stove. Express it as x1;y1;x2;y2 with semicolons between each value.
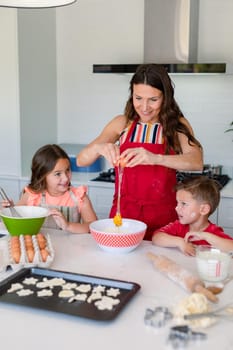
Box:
92;168;115;183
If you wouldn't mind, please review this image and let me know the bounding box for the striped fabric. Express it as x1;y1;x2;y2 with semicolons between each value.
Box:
120;122;164;145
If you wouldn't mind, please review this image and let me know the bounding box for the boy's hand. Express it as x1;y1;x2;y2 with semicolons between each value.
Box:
179;239;196;256
185;231;206;243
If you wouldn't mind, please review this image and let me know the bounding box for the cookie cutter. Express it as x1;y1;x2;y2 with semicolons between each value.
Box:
144;306;173;328
168;325;207;349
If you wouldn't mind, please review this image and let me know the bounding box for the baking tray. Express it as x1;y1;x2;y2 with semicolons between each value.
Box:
0;267;140;321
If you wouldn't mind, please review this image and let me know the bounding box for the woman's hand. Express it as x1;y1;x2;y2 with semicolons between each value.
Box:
121;147;157;167
76;115;126;168
96;142;120;167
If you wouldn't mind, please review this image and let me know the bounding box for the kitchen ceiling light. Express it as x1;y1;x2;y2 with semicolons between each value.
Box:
0;0;77;8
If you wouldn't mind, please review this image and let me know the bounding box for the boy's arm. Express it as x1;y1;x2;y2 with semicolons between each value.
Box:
185;231;233;252
152;232;196;256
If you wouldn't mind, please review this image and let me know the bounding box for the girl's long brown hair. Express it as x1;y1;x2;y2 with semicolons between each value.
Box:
28;144;70;193
124;64;202;154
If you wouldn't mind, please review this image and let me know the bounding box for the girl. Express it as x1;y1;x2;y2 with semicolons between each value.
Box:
17;144;97;233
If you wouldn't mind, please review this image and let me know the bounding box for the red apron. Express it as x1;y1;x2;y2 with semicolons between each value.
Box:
109;119;178;240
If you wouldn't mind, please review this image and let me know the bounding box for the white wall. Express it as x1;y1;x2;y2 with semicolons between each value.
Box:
198;0;233;63
171;74;233;171
56;0;233;176
18;9;57;176
0;9;21;176
0;0;232;179
56;0;144;143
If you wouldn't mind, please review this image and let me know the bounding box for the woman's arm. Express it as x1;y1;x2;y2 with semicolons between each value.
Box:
76;115;127;167
121;117;203;171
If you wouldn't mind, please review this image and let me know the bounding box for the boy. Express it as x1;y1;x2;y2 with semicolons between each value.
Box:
152;176;233;256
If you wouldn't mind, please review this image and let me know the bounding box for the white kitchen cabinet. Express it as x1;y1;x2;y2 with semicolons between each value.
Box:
87;183;114;219
218;197;233;236
217;181;233;236
209;210;217;225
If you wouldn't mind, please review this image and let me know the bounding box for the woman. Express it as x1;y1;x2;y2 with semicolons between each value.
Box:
77;64;203;240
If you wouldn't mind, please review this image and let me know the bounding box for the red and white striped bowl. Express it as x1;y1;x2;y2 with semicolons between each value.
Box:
90;218;147;253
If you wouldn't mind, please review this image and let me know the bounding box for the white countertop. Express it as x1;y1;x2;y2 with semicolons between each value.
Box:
0;226;233;350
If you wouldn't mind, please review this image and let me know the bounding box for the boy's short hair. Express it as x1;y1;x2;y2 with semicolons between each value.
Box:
175;176;220;215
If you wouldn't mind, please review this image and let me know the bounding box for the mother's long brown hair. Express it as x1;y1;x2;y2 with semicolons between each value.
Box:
124;64;202;154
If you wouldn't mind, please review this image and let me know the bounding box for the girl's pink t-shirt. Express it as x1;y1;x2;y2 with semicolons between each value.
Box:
24;185;87;211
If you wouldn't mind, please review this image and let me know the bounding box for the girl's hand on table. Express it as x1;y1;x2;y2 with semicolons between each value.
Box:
49;208;68;231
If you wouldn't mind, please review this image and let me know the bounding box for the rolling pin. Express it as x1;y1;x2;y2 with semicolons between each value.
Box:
147;252;218;303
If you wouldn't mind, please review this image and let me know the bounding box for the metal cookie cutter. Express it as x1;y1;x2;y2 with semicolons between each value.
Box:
168;325;207;349
144;306;173;328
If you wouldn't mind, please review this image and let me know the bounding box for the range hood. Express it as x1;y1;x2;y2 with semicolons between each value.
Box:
93;0;226;74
